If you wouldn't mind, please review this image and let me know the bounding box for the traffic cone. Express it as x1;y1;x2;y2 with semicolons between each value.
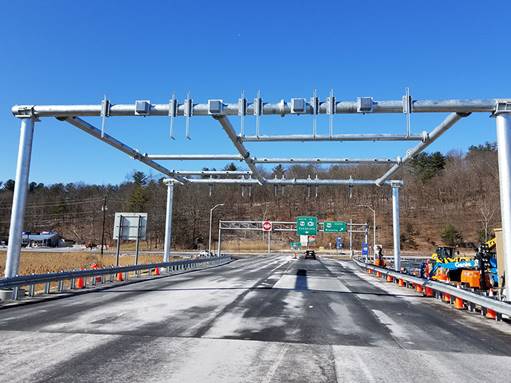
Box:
415;284;423;294
154;266;160;276
398;279;405;287
386;275;393;282
76;275;85;289
424;287;434;297
454;297;465;310
116;272;124;281
442;293;451;303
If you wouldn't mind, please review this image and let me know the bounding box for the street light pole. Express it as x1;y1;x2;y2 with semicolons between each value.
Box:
209;203;224;254
358;204;376;261
100;197;107;255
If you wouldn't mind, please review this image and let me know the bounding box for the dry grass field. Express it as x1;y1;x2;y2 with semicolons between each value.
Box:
0;251;164;275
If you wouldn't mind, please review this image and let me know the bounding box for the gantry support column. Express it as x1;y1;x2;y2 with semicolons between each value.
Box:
391;181;401;271
163;181;174;263
496;112;511;300
4;117;36;278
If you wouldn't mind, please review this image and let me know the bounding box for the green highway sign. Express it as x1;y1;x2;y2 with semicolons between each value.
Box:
323;221;347;233
296;216;318;236
290;242;302;250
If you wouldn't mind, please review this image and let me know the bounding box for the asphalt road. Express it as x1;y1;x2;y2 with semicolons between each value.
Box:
0;254;510;382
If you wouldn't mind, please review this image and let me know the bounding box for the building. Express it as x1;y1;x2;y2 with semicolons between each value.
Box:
21;231;62;248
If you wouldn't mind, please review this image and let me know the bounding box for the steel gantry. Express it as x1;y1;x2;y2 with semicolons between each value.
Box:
5;96;511;299
217;220;368;257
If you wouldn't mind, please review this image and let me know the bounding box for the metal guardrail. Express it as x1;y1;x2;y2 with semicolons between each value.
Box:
353;259;511;318
0;256;232;302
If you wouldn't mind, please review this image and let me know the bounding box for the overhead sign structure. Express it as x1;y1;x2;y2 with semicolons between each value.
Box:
296;216;318;236
262;220;272;232
113;213;148;240
323;221;347;233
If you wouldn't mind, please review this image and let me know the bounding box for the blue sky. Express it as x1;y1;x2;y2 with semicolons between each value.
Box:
1;0;509;185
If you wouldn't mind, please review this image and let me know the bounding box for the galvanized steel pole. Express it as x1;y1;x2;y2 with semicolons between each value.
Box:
208;204;224;254
163;181;174;263
217;224;222;256
391;182;401;271
4;117;35;278
496;113;511;300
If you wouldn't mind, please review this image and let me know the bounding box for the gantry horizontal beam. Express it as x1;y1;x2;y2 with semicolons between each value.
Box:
375;112;470;185
14;98;503;117
252;157;399;164
180;177;404;186
241;134;424;142
173;170;252;176
60;117;188;184
144;154;244;161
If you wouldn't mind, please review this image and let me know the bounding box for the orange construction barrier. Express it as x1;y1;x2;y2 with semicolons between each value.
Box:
454;297;465;310
116;272;124;282
367;268;372;274
415;284;423;294
154;266;160;276
386;275;393;282
76;269;85;289
376;271;382;278
398;279;405;287
442;293;451;303
424;287;434;297
486;308;497;319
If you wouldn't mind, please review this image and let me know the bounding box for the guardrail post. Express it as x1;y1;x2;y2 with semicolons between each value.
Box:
4;116;36;279
496;112;511;300
391;181;401;271
163;181;174;264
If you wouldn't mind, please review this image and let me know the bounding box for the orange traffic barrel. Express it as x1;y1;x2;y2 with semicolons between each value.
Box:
116;272;124;282
398;279;405;287
486;308;497;319
454;297;465;310
415;284;423;294
386;275;393;282
424;287;434;297
76;269;85;289
376;271;382;278
154;266;160;276
442;293;451;303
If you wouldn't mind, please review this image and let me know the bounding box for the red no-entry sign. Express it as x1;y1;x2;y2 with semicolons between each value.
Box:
262;220;272;232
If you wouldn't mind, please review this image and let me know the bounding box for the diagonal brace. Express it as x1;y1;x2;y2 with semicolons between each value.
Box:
60;116;188;184
213;115;265;184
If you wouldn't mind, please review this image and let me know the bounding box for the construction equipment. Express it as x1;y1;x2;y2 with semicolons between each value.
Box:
428;238;498;289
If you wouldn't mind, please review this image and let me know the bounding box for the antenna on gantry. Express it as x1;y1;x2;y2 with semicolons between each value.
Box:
168;93;177;140
184;91;192;140
327;89;335;137
255;90;262;137
311;89;319;138
100;95;110;138
238;90;246;137
403;87;412;137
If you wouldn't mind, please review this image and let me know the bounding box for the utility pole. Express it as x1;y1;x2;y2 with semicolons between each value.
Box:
100;196;107;255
